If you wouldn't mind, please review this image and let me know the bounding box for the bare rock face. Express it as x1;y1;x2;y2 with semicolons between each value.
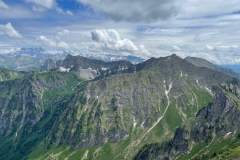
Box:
0;72;79;139
135;87;240;160
134;128;190;160
192;87;240;141
0;54;239;160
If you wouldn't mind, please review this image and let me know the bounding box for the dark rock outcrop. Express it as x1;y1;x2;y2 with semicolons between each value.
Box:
56;54;134;80
135;88;240;160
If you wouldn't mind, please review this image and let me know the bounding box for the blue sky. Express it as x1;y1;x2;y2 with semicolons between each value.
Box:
0;0;240;64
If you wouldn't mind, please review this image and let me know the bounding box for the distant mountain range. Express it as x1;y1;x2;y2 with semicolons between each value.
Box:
0;48;66;71
221;64;240;74
0;54;240;160
1;47;239;78
0;48;145;72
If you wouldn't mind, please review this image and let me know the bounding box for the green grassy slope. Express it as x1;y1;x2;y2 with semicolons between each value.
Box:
25;70;213;160
0;71;82;160
0;55;238;160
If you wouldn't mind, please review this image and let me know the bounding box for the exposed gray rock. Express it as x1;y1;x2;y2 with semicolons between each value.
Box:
135;87;240;160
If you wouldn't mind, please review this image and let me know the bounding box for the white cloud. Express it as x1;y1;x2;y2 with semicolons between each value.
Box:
0;23;22;38
179;0;240;18
57;29;70;36
0;45;21;55
77;0;240;22
0;0;8;9
206;44;239;51
0;5;35;19
91;29;151;56
78;0;179;22
38;35;69;49
26;0;55;9
56;8;74;16
0;0;239;64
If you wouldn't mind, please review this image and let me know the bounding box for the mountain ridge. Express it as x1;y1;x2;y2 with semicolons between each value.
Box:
135;85;240;160
0;54;239;160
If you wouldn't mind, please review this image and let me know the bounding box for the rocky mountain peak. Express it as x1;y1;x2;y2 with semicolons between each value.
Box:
0;54;240;160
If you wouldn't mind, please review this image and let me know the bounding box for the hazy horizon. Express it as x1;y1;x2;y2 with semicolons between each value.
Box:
0;0;240;64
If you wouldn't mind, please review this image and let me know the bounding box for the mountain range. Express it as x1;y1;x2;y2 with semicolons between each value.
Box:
0;48;144;72
221;64;240;74
0;54;240;160
0;48;65;71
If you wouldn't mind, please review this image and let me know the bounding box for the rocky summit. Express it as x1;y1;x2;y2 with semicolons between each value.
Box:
0;54;240;160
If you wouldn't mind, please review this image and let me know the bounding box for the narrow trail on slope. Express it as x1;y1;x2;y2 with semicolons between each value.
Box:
140;82;173;141
81;150;89;160
120;81;173;160
192;91;199;113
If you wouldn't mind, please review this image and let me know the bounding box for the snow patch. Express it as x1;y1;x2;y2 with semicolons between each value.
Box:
59;67;70;72
205;86;213;96
140;121;145;128
101;67;108;71
118;66;129;71
165;82;173;96
133;116;137;128
224;132;232;139
196;79;199;85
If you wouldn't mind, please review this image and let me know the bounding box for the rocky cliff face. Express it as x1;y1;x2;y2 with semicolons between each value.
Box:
47;55;224;148
135;86;240;160
36;55;237;159
0;54;239;160
0;71;81;160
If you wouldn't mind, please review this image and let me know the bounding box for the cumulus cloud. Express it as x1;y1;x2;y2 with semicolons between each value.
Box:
78;0;179;22
91;29;150;56
0;0;8;9
38;35;69;49
0;23;22;38
26;0;55;9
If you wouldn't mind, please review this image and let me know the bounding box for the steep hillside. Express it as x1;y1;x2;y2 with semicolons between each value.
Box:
135;83;240;160
185;57;218;70
0;54;239;160
29;55;236;159
0;71;81;160
185;56;239;78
